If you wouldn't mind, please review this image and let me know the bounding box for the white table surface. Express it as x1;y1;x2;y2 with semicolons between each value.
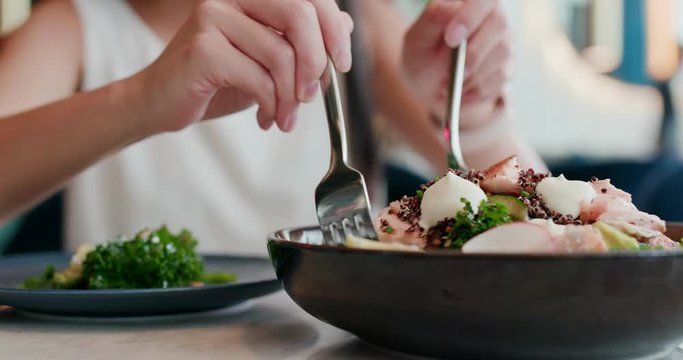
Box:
1;290;683;360
0;291;418;360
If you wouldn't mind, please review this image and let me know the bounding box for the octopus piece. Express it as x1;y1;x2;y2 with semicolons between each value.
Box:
646;234;681;249
480;156;522;195
374;201;425;248
590;179;632;201
602;220;676;248
557;225;608;252
579;180;665;232
530;219;608;252
597;210;666;233
580;195;636;223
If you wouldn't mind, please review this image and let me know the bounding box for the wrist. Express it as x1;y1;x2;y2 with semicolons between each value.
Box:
110;72;159;142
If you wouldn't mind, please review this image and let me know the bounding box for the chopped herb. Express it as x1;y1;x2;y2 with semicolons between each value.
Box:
447;153;458;169
640;244;666;251
201;272;238;285
385;226;395;234
520;191;531;199
415;190;424;201
20;265;56;289
445;198;513;249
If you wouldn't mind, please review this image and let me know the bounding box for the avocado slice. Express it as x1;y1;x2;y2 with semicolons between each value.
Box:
488;195;529;221
593;221;640;251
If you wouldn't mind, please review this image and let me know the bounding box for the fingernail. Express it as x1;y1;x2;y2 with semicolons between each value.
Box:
257;108;274;130
302;81;318;102
257;109;267;129
445;24;468;48
282;114;297;132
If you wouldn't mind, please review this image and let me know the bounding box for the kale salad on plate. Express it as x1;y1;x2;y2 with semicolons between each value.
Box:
21;226;236;290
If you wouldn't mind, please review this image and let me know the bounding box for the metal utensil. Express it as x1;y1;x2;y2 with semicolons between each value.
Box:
445;40;468;170
315;61;378;245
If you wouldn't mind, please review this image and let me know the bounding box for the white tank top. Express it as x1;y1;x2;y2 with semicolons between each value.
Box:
67;0;330;256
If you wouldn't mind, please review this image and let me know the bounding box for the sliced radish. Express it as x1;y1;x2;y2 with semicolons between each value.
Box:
461;223;557;254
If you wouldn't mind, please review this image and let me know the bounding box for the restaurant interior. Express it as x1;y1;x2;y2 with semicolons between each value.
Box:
4;1;683;359
1;0;682;255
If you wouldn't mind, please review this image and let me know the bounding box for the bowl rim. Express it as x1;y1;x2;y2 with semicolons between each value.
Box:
267;224;683;261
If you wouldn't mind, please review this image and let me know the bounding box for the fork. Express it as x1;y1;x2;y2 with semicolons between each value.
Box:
315;61;378;245
445;40;469;170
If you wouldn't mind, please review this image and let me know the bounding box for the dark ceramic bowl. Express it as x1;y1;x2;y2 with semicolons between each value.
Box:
267;224;683;359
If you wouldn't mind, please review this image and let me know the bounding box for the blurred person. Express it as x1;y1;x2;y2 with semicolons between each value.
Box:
0;0;543;255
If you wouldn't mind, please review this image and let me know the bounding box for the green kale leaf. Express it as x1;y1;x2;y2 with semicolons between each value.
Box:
446;198;512;249
82;226;205;289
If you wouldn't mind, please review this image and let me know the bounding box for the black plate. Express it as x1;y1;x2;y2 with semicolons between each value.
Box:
268;224;683;359
0;253;280;317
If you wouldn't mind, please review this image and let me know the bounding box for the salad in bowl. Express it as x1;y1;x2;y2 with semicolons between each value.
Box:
352;156;679;254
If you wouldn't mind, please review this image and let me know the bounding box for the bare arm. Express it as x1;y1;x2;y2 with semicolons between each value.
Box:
0;0;355;222
0;78;148;222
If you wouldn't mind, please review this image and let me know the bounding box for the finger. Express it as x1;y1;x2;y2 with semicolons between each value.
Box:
308;0;353;72
341;11;354;33
444;0;499;47
462;70;507;103
405;0;462;53
238;0;331;101
464;40;511;92
193;28;278;129
209;4;299;130
465;8;507;70
257;107;275;130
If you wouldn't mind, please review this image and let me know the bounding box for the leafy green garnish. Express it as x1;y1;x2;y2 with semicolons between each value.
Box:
20;266;56;289
21;226;237;290
447;153;458;169
445;198;512;249
21;262;85;290
385;226;395;234
201;272;238;285
416;190;424;201
640;244;665;251
520;191;531;199
83;226;204;289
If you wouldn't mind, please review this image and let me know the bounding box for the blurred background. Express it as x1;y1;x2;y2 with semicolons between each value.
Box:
2;0;683;254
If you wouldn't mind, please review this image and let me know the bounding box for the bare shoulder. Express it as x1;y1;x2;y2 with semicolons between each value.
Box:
8;0;81;43
0;0;82;114
1;0;82;62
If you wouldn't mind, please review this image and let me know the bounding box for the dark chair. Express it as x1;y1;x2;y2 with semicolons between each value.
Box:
3;193;63;254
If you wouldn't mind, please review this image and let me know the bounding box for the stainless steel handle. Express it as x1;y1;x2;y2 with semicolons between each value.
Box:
320;60;348;169
445;40;468;170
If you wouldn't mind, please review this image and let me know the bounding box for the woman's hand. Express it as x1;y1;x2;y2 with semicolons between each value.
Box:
128;0;353;135
402;0;509;128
